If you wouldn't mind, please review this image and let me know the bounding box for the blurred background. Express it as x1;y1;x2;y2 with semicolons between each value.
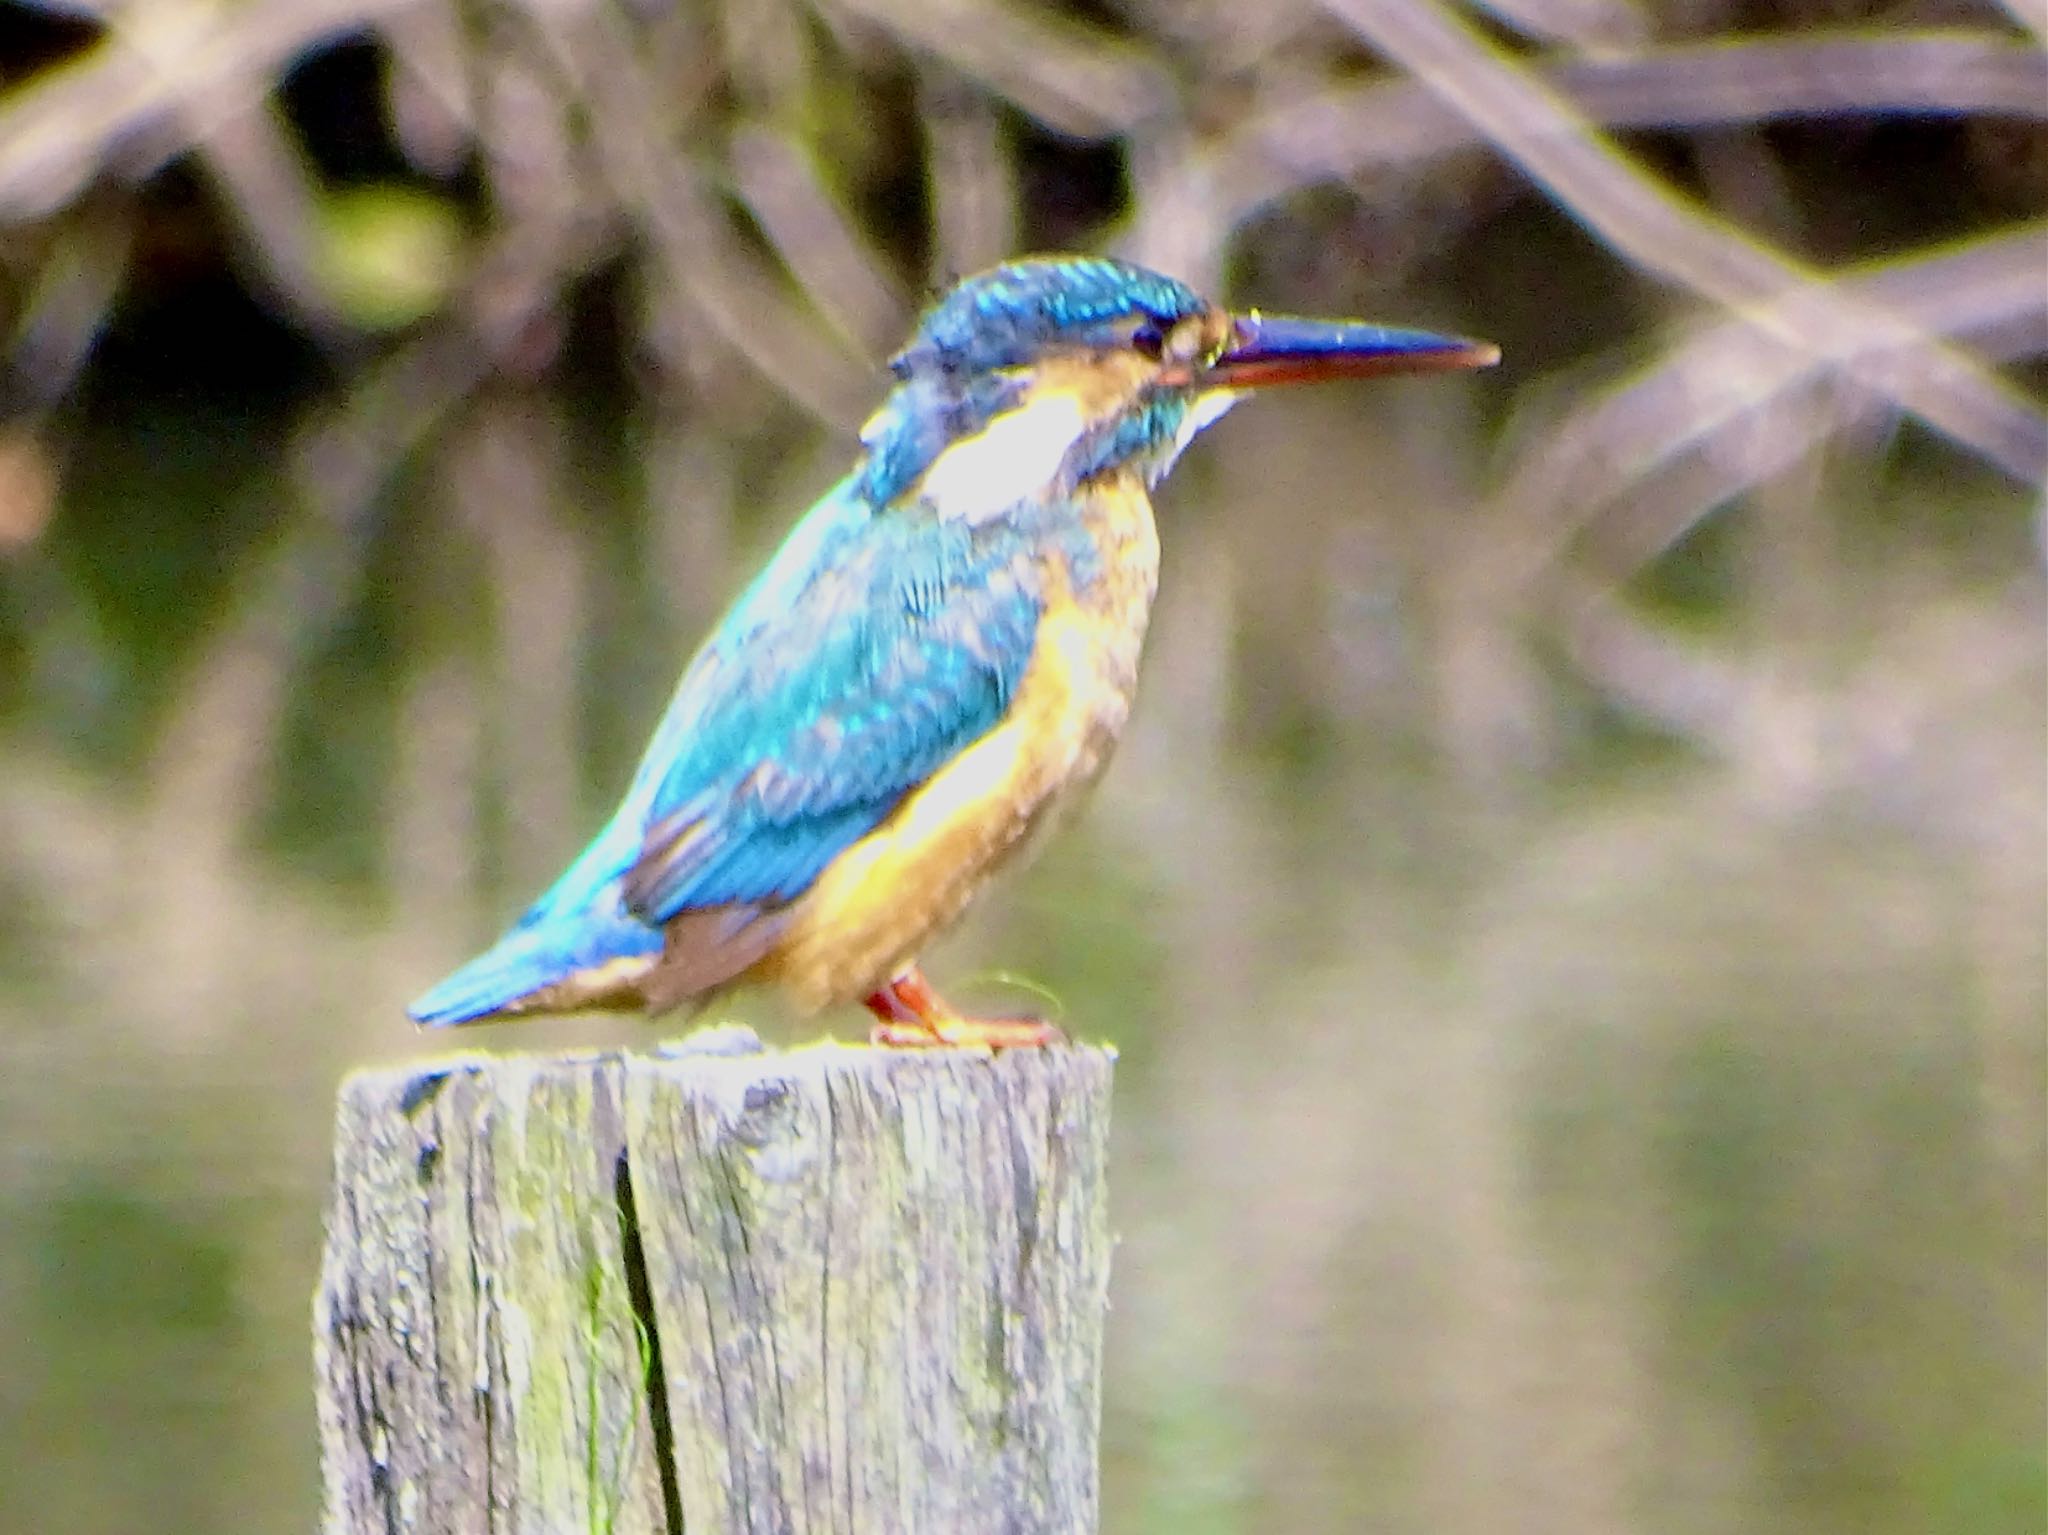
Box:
0;0;2042;1531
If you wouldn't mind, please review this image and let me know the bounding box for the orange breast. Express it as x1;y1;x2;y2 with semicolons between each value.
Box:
756;477;1161;1010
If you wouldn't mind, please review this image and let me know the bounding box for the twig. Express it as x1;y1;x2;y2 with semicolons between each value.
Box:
829;0;1174;139
918;65;1017;286
1483;222;2048;597
1215;33;2042;223
0;0;428;220
1468;0;1648;47
1319;0;2048;485
531;3;875;425
1990;0;2047;44
728;123;908;358
1127;31;2045;277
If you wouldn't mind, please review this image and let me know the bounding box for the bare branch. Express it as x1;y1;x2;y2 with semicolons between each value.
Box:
919;66;1017;286
7;201;133;405
827;0;1175;139
1320;0;2047;485
1989;0;2047;44
530;4;875;426
1468;0;1648;48
0;0;428;220
1485;223;2048;597
728;124;909;358
1128;32;2045;272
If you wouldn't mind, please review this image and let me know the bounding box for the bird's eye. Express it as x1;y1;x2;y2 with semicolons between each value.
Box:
1129;320;1166;360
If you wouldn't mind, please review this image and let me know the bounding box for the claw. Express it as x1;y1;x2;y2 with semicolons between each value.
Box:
863;965;1064;1050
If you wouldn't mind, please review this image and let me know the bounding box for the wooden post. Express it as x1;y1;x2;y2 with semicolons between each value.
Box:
312;1034;1116;1535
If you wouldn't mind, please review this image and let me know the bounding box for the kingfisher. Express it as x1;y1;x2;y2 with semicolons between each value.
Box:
410;256;1496;1046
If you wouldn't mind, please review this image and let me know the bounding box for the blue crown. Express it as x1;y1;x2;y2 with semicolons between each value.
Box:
892;257;1205;379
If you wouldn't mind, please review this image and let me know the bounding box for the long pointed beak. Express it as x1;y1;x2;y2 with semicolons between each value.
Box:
1201;312;1499;389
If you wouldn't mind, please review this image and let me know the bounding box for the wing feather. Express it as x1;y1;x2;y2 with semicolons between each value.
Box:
619;512;1045;933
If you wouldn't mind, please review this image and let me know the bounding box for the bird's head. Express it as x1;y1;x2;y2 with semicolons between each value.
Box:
854;256;1497;522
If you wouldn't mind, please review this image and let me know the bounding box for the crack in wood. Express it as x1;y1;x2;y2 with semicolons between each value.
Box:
616;1148;686;1535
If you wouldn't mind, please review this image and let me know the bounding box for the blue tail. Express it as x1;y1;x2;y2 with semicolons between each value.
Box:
406;906;664;1026
409;813;664;1027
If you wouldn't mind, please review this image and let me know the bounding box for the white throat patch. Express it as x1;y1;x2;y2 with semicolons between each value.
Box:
1173;389;1239;458
915;391;1090;524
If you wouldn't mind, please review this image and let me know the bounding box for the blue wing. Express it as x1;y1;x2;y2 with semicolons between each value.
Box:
408;478;1050;1025
619;504;1046;926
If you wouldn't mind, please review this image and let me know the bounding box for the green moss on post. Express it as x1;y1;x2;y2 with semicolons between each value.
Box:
313;1039;1116;1535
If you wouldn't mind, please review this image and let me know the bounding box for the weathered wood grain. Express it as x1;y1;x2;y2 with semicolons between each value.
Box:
314;1037;1115;1535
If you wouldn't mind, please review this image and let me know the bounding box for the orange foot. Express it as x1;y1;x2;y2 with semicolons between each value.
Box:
863;965;1065;1050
